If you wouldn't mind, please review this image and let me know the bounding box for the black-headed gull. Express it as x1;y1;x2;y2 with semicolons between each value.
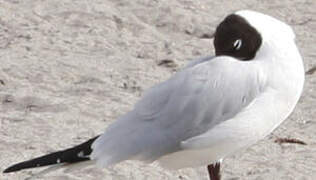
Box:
3;10;304;180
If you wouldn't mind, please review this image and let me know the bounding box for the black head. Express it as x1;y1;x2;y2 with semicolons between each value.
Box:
214;14;262;61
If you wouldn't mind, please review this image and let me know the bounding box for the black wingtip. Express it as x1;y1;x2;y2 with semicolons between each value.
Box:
3;157;47;173
3;167;14;173
3;165;22;173
3;135;100;174
3;151;65;174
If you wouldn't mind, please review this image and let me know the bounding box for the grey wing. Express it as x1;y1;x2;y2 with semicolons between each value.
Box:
134;55;215;119
91;56;266;167
184;55;215;69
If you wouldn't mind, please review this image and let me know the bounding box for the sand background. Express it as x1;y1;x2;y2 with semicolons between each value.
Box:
0;0;315;179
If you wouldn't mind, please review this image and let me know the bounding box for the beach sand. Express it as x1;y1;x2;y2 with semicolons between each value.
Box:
0;0;315;179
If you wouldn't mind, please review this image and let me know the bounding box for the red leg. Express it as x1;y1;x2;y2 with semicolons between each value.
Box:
207;162;221;180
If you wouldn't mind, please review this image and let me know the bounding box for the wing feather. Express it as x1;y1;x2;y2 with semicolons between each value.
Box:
91;56;267;167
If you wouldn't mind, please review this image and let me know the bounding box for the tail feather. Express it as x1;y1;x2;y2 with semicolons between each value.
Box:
3;136;99;173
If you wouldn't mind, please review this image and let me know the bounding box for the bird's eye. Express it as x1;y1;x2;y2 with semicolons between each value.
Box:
233;39;242;50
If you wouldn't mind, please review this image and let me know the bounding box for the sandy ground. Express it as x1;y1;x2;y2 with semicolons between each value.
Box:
0;0;315;179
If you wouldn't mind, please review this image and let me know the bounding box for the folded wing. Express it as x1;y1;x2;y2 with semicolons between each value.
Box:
91;56;266;168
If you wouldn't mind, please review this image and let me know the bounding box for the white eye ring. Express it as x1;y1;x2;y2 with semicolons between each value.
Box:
233;39;242;50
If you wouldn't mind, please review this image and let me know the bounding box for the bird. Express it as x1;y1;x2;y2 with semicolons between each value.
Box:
3;10;304;180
